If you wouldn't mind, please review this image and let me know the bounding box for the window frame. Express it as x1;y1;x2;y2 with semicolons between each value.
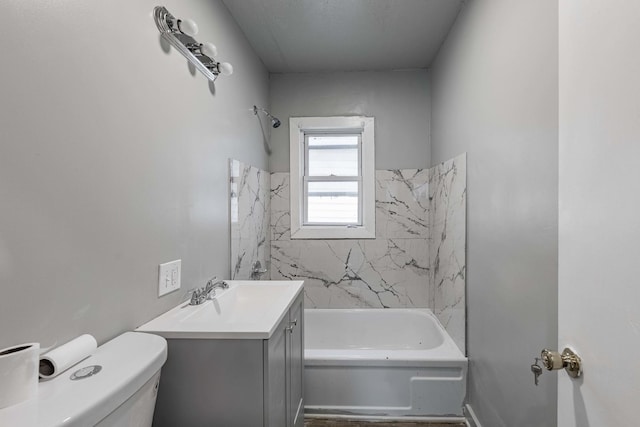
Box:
290;116;375;239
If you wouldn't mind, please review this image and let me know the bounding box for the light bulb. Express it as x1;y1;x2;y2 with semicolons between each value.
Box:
219;62;234;76
178;18;198;37
200;42;218;58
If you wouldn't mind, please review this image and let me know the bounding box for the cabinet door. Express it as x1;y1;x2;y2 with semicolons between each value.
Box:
265;316;288;427
288;294;304;427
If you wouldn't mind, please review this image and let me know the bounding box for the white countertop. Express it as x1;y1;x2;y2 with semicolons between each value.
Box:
136;280;304;339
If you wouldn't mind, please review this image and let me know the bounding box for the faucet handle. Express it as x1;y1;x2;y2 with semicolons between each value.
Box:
251;261;268;279
189;288;202;305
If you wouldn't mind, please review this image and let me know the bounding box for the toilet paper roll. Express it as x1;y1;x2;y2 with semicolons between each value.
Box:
39;334;97;379
0;342;39;409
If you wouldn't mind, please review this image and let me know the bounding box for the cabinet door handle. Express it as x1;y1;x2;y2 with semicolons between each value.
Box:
290;319;297;327
285;325;294;333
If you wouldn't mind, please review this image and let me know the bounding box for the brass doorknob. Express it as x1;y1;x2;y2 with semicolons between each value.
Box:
541;348;582;378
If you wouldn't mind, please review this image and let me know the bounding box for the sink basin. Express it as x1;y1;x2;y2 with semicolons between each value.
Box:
136;280;304;339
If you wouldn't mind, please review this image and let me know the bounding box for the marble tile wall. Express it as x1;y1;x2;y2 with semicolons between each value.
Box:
229;159;270;280
429;153;467;353
270;170;431;309
230;156;466;352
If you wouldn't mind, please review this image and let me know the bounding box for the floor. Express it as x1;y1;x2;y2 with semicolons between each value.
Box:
304;419;466;427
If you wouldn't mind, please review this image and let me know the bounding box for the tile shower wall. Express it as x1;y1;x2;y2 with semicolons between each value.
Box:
429;153;466;352
229;159;271;280
230;156;466;352
270;170;431;309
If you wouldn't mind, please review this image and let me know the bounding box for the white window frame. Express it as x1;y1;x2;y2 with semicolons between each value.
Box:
290;116;375;239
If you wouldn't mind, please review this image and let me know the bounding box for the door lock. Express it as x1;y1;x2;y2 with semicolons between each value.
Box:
530;358;543;386
541;347;582;378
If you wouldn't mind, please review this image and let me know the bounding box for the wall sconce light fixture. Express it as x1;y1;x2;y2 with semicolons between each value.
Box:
153;6;233;81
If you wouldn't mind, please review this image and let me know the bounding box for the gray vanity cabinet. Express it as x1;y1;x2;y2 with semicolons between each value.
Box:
288;293;304;427
153;292;304;427
265;292;304;427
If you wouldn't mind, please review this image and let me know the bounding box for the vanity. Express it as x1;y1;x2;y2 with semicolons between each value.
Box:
137;280;304;427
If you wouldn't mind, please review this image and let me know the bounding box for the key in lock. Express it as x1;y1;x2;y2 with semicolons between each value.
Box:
531;357;543;386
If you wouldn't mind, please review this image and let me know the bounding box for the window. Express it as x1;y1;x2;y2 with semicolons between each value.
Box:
290;116;375;239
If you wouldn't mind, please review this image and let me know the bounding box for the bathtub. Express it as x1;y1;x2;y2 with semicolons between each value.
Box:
304;309;467;420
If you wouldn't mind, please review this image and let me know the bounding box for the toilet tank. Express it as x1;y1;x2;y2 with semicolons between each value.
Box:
0;332;167;427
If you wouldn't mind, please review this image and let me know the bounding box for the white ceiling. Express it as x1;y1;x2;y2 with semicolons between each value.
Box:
222;0;464;73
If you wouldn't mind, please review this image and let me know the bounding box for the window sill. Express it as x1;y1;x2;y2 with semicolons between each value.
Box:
290;225;375;240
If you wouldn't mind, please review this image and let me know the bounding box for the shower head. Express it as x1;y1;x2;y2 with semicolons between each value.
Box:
253;105;281;129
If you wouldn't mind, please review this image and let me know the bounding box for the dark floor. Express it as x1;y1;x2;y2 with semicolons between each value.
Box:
304;418;465;427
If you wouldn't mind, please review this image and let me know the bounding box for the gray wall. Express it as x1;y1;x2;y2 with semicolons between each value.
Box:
0;0;269;349
268;70;431;172
430;1;558;426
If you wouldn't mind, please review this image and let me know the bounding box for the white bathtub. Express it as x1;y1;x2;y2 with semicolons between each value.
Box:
304;309;467;420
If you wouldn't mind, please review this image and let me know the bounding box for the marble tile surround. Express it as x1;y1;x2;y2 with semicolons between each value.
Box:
229;159;270;280
271;169;431;244
270;172;291;242
272;238;430;309
429;153;467;352
270;170;431;309
375;169;430;239
230;156;466;352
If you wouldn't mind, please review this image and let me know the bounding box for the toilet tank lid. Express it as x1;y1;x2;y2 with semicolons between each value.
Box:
0;331;167;427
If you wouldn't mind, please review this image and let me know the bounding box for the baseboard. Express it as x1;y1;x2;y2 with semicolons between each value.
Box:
464;404;482;427
305;413;466;424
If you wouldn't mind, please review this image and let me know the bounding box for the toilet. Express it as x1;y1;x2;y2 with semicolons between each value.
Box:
0;331;167;427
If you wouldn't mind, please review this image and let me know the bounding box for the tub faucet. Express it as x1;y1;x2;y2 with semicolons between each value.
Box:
189;277;229;305
251;260;268;280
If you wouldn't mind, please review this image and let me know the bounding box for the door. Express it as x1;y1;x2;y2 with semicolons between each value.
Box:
559;0;640;425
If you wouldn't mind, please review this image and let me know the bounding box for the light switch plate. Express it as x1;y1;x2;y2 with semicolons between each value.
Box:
158;259;181;296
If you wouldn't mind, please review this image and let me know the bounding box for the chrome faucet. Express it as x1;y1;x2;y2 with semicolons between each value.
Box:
204;277;229;297
189;277;229;305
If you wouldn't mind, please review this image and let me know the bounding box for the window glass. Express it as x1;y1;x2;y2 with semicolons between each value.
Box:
307;135;359;176
306;181;359;224
308;135;358;147
308;148;359;176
